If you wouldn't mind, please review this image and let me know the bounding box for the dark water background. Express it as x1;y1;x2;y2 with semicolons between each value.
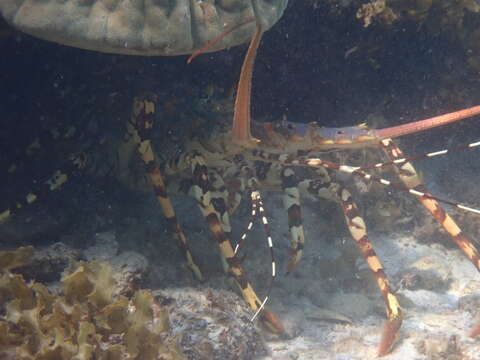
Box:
1;3;479;137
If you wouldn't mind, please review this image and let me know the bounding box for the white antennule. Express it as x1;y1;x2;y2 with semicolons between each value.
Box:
233;188;277;322
356;140;480;171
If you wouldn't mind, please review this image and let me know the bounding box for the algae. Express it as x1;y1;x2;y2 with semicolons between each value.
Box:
0;247;185;360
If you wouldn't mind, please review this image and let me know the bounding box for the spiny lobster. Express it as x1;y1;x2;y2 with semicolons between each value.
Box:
133;24;480;356
2;23;480;357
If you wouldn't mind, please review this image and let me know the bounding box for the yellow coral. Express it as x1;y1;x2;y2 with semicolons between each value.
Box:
0;248;185;360
0;245;33;271
357;0;398;27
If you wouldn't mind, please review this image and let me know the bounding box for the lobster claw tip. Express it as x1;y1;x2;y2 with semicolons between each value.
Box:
377;317;402;357
468;320;480;338
260;308;286;336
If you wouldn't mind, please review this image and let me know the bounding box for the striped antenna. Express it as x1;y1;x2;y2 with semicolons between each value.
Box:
249;150;480;215
234;189;259;255
356;140;480;171
249;190;277;322
316;159;480;215
232;186;277;321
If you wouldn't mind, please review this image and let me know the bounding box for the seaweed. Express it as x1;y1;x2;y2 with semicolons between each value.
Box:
0;246;185;360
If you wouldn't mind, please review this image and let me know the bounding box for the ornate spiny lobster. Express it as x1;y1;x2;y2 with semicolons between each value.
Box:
2;24;480;357
136;24;480;355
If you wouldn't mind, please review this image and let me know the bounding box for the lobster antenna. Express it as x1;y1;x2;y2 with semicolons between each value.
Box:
232;183;276;322
234;189;258;255
187;17;256;64
232;24;263;146
249;190;277;322
355;140;480;171
373;105;480;139
312;158;480;215
249;150;480;215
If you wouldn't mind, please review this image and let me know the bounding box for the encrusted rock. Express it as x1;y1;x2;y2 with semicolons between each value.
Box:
83;232;149;296
83;231;119;262
415;334;463;360
16;242;81;283
154;287;268;360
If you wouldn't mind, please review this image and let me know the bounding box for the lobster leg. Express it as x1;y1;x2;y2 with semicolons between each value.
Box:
131;95;203;281
207;169;235;274
281;166;306;274
188;151;285;334
224;165;252;215
0;152;87;223
208;169;233;235
226;178;245;215
302;173;403;356
380;138;480;337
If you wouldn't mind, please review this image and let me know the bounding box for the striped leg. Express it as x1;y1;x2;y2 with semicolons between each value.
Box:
281;166;306;274
131;95;203;281
188;152;284;334
303;174;402;356
0;153;86;223
224;162;259;216
208;169;234;274
224;174;246;215
208;170;233;235
381;138;480;337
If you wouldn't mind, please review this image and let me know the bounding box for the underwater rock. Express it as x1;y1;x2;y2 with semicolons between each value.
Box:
15;242;81;284
415;334;463;360
83;231;119;262
397;254;452;292
154;287;267;360
83;232;149;296
458;293;480;316
108;251;149;297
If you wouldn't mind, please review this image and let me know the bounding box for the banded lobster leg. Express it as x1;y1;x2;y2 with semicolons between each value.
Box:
208;169;278;320
187;151;284;333
204;169;236;274
380;138;480;337
130;95;203;281
298;170;402;356
281;166;306;274
131;95;283;333
0;153;88;223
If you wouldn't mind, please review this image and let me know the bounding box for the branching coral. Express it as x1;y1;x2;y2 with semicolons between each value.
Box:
0;246;185;360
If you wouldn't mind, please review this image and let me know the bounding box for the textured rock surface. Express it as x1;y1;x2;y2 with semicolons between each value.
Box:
0;0;288;55
155;287;267;360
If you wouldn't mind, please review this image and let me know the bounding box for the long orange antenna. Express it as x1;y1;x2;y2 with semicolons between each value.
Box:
232;24;263;146
187;17;256;64
373;105;480;139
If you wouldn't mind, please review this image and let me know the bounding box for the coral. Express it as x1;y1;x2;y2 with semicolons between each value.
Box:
0;247;185;360
0;245;33;271
356;0;479;27
357;0;398;27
